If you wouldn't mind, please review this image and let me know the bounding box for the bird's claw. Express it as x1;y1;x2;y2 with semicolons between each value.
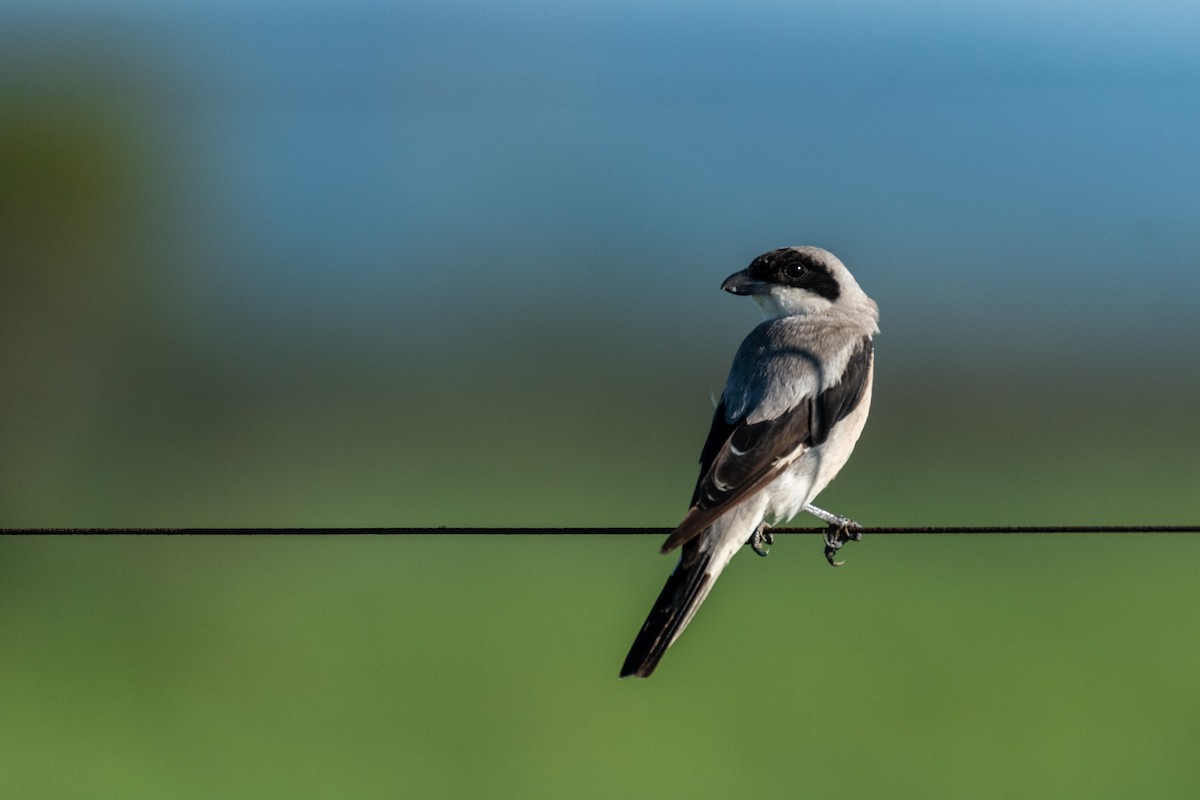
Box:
823;518;863;567
748;524;774;557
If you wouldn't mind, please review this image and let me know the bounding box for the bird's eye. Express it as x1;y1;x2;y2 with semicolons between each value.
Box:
784;262;806;280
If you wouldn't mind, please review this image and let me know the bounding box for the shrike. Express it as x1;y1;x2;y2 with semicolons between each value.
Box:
620;246;879;678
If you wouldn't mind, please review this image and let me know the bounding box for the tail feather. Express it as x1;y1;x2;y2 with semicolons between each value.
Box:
620;548;714;678
622;507;762;678
622;527;753;678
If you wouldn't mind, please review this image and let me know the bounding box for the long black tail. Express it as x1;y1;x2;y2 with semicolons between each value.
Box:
620;548;714;678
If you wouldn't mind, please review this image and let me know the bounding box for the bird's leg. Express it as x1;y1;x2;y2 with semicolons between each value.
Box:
747;521;774;557
804;503;863;567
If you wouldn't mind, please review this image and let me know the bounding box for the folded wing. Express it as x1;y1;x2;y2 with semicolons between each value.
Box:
661;336;873;554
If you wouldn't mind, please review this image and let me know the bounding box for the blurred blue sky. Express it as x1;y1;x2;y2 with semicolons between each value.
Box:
4;0;1197;358
1;0;1197;526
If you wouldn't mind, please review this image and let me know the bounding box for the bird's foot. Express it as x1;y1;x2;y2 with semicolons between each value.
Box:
804;504;862;567
822;519;862;567
747;522;774;557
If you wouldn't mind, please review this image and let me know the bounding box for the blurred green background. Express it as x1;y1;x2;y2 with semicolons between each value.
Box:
1;0;1198;797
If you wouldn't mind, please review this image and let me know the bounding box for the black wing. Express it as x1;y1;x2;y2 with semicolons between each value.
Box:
661;336;873;554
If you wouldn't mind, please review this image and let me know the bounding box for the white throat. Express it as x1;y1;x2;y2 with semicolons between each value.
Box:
752;287;834;320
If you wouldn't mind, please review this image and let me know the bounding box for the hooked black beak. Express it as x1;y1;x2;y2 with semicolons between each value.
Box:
721;270;757;295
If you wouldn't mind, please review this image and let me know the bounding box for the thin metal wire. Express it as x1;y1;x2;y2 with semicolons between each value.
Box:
2;526;1198;535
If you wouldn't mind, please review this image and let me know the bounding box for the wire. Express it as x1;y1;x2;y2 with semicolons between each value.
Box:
3;526;1198;535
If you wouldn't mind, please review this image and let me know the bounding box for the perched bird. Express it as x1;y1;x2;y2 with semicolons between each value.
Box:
620;246;879;678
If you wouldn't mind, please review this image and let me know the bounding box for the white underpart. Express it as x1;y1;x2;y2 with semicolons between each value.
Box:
763;365;874;524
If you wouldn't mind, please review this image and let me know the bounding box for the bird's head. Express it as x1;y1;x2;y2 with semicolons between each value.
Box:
722;246;864;320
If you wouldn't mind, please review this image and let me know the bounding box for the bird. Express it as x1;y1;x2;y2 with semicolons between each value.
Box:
620;246;880;678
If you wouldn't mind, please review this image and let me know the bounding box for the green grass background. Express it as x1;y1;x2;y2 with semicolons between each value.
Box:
2;260;1197;798
2;277;1198;798
3;358;1198;797
3;529;1199;798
